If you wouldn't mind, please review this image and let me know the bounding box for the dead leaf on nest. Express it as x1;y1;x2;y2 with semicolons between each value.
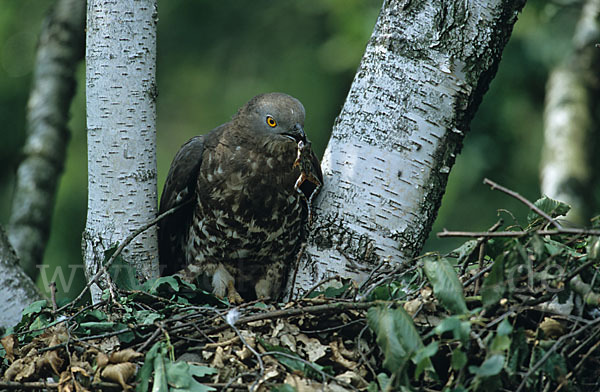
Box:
329;340;356;369
297;334;327;363
96;351;109;368
58;367;91;392
1;334;16;362
284;374;348;392
101;362;136;391
109;348;143;363
4;357;36;381
211;346;225;368
421;286;433;300
337;370;369;389
540;317;565;339
404;298;422;316
253;367;279;391
36;349;65;375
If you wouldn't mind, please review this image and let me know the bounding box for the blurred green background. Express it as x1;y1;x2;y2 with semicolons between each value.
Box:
0;0;585;300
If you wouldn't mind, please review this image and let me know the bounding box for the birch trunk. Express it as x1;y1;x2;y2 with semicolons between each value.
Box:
0;226;41;329
288;0;526;296
541;0;600;225
83;0;159;302
9;0;85;279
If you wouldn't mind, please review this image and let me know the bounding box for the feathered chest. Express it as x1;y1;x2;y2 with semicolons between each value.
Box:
195;138;305;226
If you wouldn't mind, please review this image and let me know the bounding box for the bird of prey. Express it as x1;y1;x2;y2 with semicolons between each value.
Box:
158;93;322;303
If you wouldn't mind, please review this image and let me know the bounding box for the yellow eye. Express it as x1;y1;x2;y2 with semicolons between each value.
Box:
266;115;277;128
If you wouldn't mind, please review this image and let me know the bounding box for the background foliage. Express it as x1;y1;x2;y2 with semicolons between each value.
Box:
0;0;591;300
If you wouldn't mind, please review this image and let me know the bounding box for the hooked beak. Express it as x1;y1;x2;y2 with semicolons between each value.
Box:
282;123;306;143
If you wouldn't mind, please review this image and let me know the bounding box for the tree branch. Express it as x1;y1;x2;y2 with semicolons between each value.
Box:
8;0;85;279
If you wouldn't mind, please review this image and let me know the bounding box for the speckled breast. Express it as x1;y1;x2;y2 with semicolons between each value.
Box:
187;139;307;267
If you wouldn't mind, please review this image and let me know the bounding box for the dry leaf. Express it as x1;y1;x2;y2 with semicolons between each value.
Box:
330;340;356;369
58;370;74;392
101;362;136;391
404;298;422;315
211;346;225;368
297;334;327;362
4;357;36;381
540;317;565;339
1;334;17;362
235;345;252;361
109;348;143;363
96;351;109;368
336;370;369;389
37;349;65;375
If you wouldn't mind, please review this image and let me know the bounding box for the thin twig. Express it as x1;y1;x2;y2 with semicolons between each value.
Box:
287;242;306;302
438;228;600;238
58;201;190;313
49;282;58;312
214;308;264;391
483;178;562;229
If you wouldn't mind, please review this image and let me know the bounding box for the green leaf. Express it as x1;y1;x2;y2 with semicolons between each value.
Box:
432;316;470;343
527;196;571;225
136;341;216;392
414;341;438;378
114;323;135;343
423;257;468;315
433;315;461;336
136;341;160;392
507;328;528;376
22;300;47;316
367;306;432;374
144;276;182;294
306;283;350;299
481;253;506;308
451;348;467;370
271;385;297;392
78;321;116;333
134;310;162;325
105;245;142;290
469;354;505;377
490;334;511;352
368;281;406;301
376;373;391;391
497;318;513;336
167;361;216;392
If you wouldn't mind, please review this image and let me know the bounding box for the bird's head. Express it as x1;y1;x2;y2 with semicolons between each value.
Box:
235;92;307;143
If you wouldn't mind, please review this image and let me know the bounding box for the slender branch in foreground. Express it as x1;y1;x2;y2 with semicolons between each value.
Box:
438;228;600;238
483;178;562;229
58;201;191;312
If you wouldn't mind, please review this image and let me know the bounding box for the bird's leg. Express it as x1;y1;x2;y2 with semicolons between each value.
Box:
227;281;243;304
212;264;243;304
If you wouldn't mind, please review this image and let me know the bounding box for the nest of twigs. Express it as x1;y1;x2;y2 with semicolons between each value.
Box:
2;181;600;391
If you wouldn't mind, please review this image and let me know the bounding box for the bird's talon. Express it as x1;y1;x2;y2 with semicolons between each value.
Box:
227;281;243;304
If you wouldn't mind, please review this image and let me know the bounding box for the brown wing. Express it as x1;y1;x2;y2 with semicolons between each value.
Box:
158;135;205;275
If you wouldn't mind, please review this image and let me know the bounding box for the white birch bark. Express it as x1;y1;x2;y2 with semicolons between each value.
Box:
541;0;599;224
288;0;526;296
0;226;41;329
83;0;159;302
